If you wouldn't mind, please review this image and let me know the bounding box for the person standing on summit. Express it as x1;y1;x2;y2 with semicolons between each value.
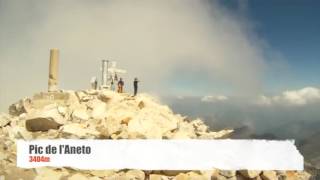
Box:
133;78;139;96
118;78;124;93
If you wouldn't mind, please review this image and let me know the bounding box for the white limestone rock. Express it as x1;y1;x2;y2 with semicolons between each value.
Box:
72;104;89;121
87;99;108;120
239;170;261;179
125;170;145;180
89;170;116;177
0;113;11;127
261;170;277;180
61;123;100;138
26;104;66;125
219;170;236;178
68;173;88;180
197;129;234;139
34;167;68;180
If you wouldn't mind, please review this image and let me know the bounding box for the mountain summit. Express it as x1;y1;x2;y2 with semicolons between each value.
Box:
0;89;312;179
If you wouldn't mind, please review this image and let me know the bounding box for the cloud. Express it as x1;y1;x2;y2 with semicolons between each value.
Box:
0;0;271;111
256;95;273;106
176;96;185;100
256;87;320;106
201;95;228;102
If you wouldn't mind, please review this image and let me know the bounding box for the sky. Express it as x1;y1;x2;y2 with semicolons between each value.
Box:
0;0;320;111
222;0;320;92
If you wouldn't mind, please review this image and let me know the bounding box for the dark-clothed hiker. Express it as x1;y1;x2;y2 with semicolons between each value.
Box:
133;78;139;96
114;73;118;82
118;78;124;93
110;79;115;91
90;77;98;90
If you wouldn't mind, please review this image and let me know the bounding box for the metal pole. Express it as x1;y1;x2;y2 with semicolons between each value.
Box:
101;59;110;88
102;60;106;87
106;60;109;87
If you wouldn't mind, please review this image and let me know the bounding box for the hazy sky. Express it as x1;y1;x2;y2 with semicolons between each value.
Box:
0;0;319;111
222;0;320;92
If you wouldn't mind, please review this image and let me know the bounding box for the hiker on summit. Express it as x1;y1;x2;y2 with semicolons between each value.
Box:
90;77;98;90
114;73;118;82
118;78;124;93
110;78;115;91
133;78;139;96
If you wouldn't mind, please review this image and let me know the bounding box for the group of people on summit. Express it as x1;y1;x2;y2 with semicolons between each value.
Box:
115;78;139;96
111;74;139;96
91;74;139;96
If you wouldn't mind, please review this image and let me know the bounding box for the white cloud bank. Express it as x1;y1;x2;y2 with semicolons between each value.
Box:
0;0;270;111
201;95;228;102
256;87;320;106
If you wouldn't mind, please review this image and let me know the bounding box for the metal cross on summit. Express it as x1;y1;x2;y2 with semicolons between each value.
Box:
100;60;126;89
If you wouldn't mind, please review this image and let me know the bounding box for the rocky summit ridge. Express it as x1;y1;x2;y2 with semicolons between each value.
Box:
0;89;312;179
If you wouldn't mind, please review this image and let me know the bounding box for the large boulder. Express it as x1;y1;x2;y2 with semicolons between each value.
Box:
26;117;61;132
